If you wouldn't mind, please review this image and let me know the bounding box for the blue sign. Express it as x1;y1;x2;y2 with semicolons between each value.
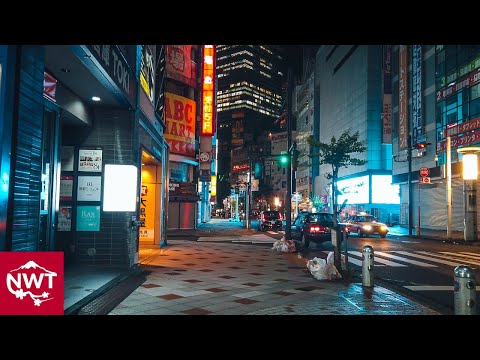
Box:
76;205;101;232
412;45;423;145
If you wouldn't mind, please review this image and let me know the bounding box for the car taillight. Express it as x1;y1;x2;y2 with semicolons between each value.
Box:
279;213;283;220
308;225;326;233
262;214;265;221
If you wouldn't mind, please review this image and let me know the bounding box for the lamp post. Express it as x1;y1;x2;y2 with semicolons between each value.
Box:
457;147;480;242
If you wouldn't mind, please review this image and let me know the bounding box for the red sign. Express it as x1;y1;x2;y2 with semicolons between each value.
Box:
0;252;64;315
43;72;57;102
437;129;480;152
201;45;216;136
443;116;480;139
164;92;196;157
419;167;429;177
165;45;195;87
419;177;431;184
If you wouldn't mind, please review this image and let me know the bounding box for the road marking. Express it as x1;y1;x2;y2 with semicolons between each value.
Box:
417;251;480;266
401;240;420;244
459;251;480;259
404;285;480;291
440;251;480;262
374;251;437;267
349;251;407;267
267;231;278;235
395;251;460;266
322;251;384;267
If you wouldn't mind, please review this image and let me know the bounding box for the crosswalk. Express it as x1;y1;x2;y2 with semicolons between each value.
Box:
323;250;480;269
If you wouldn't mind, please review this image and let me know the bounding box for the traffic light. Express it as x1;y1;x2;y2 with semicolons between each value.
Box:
280;155;289;164
416;142;427;149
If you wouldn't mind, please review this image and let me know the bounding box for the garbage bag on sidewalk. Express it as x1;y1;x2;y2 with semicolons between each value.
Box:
272;237;297;253
306;252;342;280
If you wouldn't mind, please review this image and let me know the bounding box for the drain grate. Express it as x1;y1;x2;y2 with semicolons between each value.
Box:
77;271;149;315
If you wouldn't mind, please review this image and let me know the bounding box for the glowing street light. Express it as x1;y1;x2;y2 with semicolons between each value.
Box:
457;146;480;242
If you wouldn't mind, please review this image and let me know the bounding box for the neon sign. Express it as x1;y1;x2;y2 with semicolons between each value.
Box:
201;45;215;136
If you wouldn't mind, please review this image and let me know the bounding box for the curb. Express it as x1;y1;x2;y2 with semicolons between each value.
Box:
64;264;143;315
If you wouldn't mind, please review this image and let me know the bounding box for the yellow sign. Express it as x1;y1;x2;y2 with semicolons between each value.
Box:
140;183;156;242
210;175;217;196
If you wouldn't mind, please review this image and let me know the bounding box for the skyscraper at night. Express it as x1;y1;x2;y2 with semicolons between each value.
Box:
216;45;285;206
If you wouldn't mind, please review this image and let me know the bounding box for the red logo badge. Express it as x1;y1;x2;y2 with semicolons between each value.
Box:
0;252;64;315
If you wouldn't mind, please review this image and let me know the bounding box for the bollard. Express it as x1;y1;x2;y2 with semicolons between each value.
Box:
362;245;374;288
454;266;477;315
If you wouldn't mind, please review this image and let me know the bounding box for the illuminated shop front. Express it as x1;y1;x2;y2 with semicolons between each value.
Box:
334;173;400;225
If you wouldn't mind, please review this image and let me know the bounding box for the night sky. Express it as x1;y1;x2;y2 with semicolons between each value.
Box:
281;45;320;78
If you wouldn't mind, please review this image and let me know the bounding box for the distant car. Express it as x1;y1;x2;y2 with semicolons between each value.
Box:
291;212;339;248
258;210;283;231
343;214;388;238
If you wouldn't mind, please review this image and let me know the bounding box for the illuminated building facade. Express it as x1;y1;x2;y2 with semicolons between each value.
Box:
392;45;480;231
216;45;285;206
315;45;399;224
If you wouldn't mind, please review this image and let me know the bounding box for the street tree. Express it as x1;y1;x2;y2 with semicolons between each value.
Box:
308;130;366;273
308;129;367;226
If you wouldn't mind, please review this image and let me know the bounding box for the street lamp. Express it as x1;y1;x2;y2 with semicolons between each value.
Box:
457;146;480;242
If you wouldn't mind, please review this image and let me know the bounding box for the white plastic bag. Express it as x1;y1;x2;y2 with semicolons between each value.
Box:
307;253;342;280
272;237;297;253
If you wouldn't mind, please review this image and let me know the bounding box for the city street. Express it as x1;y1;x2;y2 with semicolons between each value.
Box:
163;218;480;314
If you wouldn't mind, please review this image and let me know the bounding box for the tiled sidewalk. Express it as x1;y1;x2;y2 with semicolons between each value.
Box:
109;240;439;315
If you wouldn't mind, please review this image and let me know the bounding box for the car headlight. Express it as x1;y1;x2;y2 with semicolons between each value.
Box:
362;225;372;231
380;225;388;231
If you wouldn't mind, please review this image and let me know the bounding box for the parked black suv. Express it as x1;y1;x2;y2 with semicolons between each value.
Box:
258;210;283;231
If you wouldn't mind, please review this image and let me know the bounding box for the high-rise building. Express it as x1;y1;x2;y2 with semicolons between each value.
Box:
216;45;285;206
315;45;400;224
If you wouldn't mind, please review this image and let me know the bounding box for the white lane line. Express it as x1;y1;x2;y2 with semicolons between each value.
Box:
349;251;407;267
396;251;460;266
440;251;480;262
401;240;420;244
267;231;278;235
459;252;480;259
417;251;480;266
322;251;382;267
375;251;437;267
405;285;480;291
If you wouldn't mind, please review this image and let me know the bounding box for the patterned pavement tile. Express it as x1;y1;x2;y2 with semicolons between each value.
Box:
158;294;184;300
141;284;162;288
205;288;228;293
231;290;266;298
234;298;260;305
182;308;213;315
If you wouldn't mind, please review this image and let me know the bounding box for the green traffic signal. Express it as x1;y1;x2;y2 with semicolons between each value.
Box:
280;155;288;164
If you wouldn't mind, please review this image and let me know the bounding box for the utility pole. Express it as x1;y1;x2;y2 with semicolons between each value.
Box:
246;157;252;230
285;67;293;240
446;136;452;240
408;134;413;236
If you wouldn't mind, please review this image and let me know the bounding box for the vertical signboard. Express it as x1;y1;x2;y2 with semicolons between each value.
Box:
140;184;155;241
398;45;408;151
382;45;392;144
140;45;155;104
201;45;216;136
412;45;423;145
